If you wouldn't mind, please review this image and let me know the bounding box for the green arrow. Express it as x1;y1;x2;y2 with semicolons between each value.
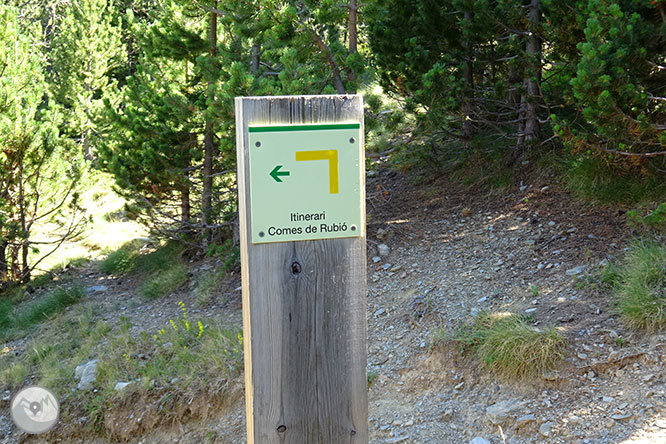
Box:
269;165;290;182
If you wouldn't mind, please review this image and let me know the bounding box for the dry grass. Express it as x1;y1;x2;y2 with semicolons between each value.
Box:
445;312;567;379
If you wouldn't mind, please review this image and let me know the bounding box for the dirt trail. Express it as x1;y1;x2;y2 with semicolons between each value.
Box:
5;171;666;444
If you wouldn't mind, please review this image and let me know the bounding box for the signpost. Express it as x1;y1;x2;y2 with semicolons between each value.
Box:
235;95;368;444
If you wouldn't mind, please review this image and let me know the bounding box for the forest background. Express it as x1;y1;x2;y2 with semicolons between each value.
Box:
0;0;665;284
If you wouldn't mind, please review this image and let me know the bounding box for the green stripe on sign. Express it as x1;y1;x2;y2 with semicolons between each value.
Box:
249;123;360;133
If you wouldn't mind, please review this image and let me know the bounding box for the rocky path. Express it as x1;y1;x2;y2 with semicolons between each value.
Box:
363;172;666;444
5;171;666;444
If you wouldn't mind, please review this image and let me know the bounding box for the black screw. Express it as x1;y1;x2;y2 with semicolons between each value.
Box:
259;231;265;237
291;261;302;275
277;425;287;433
349;137;355;144
351;225;357;231
350;430;357;436
255;141;262;147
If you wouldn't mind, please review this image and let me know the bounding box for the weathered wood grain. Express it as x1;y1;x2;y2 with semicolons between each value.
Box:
235;95;368;444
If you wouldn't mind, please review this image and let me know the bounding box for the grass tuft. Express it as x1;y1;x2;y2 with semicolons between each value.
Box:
17;286;85;326
564;156;666;204
0;299;14;330
446;312;566;379
99;240;141;274
193;268;223;306
139;264;188;300
101;241;188;300
614;241;666;332
1;286;85;339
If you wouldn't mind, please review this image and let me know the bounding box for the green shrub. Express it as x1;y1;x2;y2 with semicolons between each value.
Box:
627;203;666;233
450;312;566;379
614;241;666;331
205;239;239;273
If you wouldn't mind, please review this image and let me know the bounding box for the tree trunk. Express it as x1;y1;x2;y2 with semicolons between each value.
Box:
311;31;346;94
202;5;218;242
348;0;358;90
84;62;94;161
0;240;7;280
18;157;29;283
83;128;93;161
522;0;541;145
181;184;191;224
461;10;475;150
251;43;260;74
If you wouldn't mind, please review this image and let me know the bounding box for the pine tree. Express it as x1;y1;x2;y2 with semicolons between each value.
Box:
99;7;206;233
561;0;666;164
0;5;82;284
50;0;125;160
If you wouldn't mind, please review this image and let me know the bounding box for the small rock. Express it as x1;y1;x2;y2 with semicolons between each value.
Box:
486;399;526;425
610;413;633;421
376;228;387;240
539;421;555;437
75;359;99;390
378;244;390;257
385;436;409;443
577;352;588;360
85;285;108;294
602;396;614;403
548;221;556;227
441;408;454;421
461;208;473;217
470;438;491;444
1;390;10;402
566;266;585;276
541;186;550;192
374;308;386;317
114;381;132;391
390;265;402;272
381;263;392;270
516;414;536;428
569;415;582;425
372;256;381;263
403;419;414;427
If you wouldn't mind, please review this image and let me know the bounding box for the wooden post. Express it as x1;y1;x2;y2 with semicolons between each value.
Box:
235;95;368;444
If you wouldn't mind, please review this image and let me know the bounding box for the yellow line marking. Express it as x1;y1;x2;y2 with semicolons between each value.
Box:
295;150;339;194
